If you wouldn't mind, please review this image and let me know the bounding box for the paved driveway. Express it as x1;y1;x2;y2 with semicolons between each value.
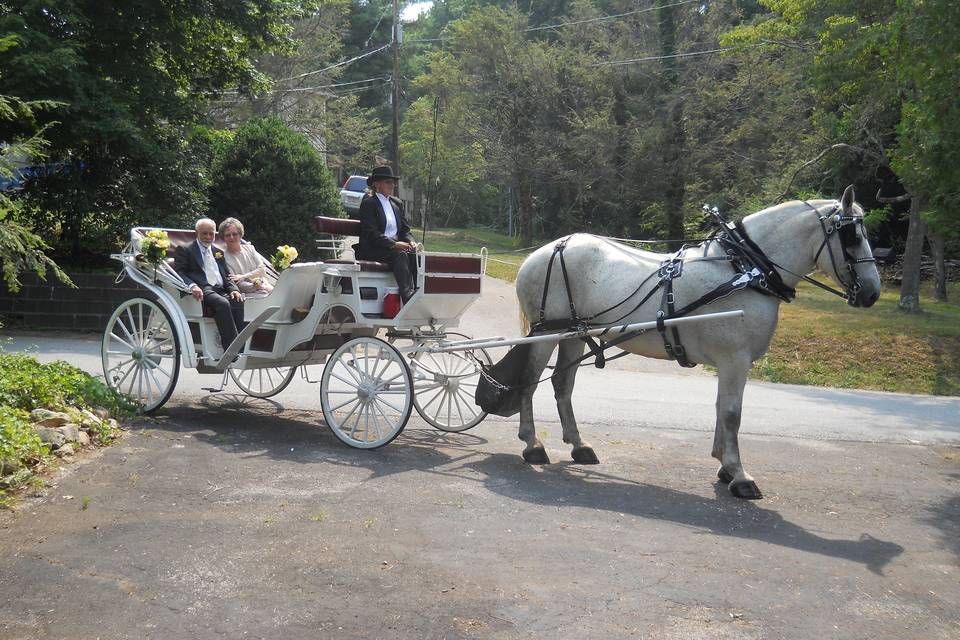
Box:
1;276;959;638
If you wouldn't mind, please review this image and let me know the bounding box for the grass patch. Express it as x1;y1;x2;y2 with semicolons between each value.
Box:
756;281;960;395
417;226;532;283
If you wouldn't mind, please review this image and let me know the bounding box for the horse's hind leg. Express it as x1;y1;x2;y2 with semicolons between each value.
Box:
552;339;598;464
518;342;557;464
712;356;763;499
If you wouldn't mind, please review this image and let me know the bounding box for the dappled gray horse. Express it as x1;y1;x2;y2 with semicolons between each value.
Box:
513;186;881;499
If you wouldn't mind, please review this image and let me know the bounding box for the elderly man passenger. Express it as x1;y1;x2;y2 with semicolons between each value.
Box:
173;218;245;349
218;217;274;297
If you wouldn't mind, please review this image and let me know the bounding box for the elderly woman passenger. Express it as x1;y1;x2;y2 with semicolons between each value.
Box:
218;217;274;296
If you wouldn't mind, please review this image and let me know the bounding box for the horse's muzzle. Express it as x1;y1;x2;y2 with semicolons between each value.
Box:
851;290;880;308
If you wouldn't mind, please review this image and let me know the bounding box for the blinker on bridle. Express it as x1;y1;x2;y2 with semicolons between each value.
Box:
809;202;877;305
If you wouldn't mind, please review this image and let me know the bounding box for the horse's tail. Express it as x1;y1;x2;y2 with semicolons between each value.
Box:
519;306;531;337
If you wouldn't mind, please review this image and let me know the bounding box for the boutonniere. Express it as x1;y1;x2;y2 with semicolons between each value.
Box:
214;251;223;260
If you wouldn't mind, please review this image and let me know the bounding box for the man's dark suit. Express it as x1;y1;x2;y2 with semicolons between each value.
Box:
173;241;245;349
355;193;418;301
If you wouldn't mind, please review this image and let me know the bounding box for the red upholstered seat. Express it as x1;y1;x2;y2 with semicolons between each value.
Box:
424;255;482;274
315;216;361;236
314;217;391;271
133;227;225;251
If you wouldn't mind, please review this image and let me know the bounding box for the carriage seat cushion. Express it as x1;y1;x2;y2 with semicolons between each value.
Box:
133;227;225;251
314;216;360;236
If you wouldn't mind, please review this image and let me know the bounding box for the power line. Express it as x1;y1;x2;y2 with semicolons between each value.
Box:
219;76;390;96
364;2;391;48
272;44;391;84
594;43;769;67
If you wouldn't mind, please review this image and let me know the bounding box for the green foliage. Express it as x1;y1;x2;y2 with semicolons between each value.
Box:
0;353;137;416
0;1;315;264
0;353;128;506
0;209;73;292
208;117;342;261
0;406;45;478
0;35;72;292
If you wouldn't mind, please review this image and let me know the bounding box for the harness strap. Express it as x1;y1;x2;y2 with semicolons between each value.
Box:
581;336;606;369
730;221;796;302
535;236;580;333
653;252;695;367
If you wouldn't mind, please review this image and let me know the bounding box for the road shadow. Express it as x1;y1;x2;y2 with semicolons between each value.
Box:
147;398;490;477
143;399;903;575
462;453;903;575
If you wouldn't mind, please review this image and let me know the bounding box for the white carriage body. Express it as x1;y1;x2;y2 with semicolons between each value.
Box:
113;221;487;375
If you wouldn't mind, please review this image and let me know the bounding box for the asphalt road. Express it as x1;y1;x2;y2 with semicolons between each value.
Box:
1;276;959;639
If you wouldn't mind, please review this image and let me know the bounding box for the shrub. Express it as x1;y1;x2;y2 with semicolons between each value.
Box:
209;117;343;262
0;406;44;477
0;353;137;416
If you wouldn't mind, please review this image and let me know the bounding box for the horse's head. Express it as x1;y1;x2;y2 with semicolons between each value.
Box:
812;185;882;308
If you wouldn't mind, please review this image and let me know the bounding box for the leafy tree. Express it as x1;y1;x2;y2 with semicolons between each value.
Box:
0;0;316;263
725;0;960;309
0;34;70;293
208;117;342;262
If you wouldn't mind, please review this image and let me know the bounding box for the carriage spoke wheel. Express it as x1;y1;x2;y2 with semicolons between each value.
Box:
102;297;180;413
409;332;491;432
229;366;297;398
320;337;412;449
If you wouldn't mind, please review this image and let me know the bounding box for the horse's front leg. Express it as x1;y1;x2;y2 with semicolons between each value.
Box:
712;356;763;499
552;339;598;464
518;343;555;464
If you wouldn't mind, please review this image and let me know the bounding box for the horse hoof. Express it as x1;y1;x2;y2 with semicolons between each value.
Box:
571;446;599;464
717;466;734;484
729;479;763;500
523;447;551;465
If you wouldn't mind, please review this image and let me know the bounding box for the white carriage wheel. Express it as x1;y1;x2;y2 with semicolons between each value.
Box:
101;297;180;413
320;337;413;449
229;366;297;398
410;332;491;432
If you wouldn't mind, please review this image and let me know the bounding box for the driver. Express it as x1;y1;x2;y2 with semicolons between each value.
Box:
355;165;418;304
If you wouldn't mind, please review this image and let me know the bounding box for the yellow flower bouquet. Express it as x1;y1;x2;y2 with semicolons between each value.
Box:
138;229;171;266
270;245;299;271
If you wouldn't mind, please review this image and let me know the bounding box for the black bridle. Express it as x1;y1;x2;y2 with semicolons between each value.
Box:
709;200;875;306
804;201;877;305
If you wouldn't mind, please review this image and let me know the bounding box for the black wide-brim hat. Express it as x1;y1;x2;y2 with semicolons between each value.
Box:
367;165;400;186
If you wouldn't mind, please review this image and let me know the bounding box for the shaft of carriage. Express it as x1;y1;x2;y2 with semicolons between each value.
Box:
396;309;746;355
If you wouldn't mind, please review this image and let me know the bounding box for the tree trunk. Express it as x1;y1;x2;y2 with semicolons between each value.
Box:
898;196;927;313
517;181;534;247
663;98;687;250
926;228;947;301
657;0;686;250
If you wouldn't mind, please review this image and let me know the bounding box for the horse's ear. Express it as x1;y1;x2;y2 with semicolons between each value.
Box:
841;185;855;213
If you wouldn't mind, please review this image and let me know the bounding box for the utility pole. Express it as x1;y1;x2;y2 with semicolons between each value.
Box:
391;0;401;178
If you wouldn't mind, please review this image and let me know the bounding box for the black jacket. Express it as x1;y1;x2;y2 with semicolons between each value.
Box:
173;241;239;293
356;193;413;260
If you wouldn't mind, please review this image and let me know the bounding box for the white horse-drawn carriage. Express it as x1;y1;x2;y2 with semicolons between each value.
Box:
104;187;881;499
103;216;494;448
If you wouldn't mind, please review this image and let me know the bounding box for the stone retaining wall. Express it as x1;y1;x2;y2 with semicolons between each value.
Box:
0;272;154;331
